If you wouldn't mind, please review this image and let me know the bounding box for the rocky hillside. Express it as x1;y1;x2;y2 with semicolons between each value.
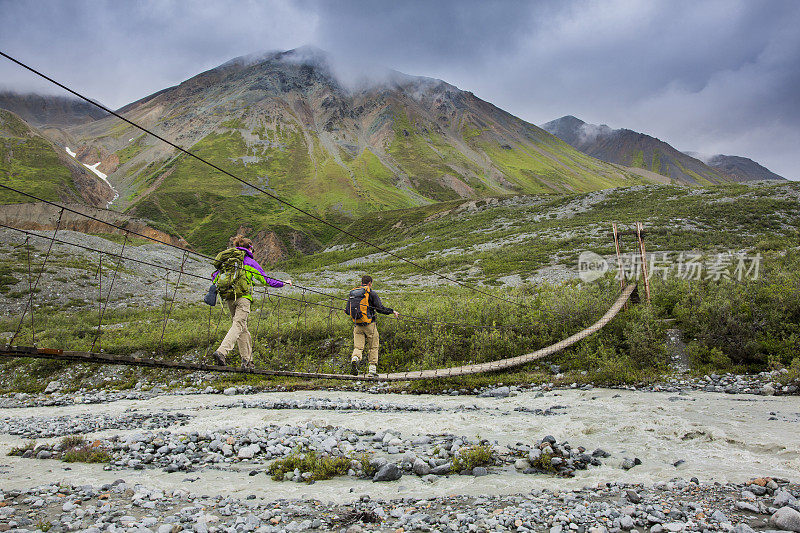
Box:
0;109;114;207
685;152;786;182
62;48;651;256
541;115;731;185
0;91;108;128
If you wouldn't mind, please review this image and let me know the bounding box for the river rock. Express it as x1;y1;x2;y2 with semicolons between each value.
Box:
430;463;451;475
514;458;530;470
775;490;798;508
771;507;800;532
372;463;401;482
626;489;641;504
732;524;756;533
412;458;430;476
44;381;61;394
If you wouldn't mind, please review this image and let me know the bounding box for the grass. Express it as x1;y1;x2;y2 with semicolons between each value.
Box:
1;183;798;392
8;440;36;456
451;444;496;472
268;450;351;482
62;445;112;463
0;110;82;204
530;452;557;473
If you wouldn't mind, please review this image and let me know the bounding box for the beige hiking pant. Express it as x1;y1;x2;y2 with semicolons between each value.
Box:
352;322;379;365
217;297;252;365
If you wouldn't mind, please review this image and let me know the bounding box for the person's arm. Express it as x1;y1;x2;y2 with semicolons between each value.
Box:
244;258;290;288
369;291;398;316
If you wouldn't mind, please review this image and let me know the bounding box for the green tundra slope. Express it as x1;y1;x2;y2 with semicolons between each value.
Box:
0;109;112;206
278;182;800;285
64;48;652;255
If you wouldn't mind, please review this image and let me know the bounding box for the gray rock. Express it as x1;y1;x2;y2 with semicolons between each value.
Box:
472;467;488;476
772;507;800;532
775;490;798;508
430;463;451;475
736;502;760;513
626;489;641;504
514;458;530;470
620;515;635;530
223;387;237;396
36;450;52;459
412;458;430;476
44;381;61;394
711;510;727;522
732;524;756;533
372;463;402;482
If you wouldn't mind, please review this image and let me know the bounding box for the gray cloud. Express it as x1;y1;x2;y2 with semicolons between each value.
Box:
0;0;797;178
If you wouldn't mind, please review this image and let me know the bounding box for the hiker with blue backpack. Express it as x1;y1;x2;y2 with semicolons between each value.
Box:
209;235;291;369
345;275;400;377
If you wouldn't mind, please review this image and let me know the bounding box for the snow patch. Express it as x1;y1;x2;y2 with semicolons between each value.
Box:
65;147;76;158
83;162;119;208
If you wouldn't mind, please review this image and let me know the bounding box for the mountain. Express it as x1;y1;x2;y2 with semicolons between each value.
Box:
0;91;108;128
684;152;785;182
540;115;729;185
0;109;114;207
61;48;652;256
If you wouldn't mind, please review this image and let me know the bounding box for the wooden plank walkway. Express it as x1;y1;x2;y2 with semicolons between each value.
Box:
1;284;635;382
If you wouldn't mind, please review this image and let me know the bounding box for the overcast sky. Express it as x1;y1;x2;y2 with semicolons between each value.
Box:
1;0;798;178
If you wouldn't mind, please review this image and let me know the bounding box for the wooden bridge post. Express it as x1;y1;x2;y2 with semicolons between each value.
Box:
612;222;625;290
636;221;651;303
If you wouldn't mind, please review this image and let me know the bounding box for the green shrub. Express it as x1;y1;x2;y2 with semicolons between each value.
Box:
58;435;86;450
62;445;112;463
686;341;731;371
268;450;351;482
530;452;556;473
451;444;496;472
8;440;36;456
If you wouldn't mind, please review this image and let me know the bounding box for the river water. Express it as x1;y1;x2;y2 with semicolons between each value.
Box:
1;388;797;503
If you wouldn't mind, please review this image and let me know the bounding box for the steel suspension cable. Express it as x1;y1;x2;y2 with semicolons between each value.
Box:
0;50;528;308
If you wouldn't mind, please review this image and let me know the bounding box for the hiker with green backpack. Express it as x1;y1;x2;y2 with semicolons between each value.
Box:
209;235;291;369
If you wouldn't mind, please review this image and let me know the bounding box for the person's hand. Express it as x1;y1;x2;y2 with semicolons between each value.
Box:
285;279;293;286
393;310;400;319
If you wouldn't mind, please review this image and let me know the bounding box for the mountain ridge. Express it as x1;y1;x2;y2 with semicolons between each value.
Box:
540;115;729;185
55;48;651;255
684;152;785;182
542;115;784;184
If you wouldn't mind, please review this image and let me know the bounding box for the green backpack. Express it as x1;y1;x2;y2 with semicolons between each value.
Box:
212;248;251;300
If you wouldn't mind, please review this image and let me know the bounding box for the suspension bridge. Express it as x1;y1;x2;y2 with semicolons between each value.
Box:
0;50;648;382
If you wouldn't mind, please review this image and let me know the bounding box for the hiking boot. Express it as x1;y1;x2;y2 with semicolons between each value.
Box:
367;364;378;377
212;351;227;366
350;355;360;376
